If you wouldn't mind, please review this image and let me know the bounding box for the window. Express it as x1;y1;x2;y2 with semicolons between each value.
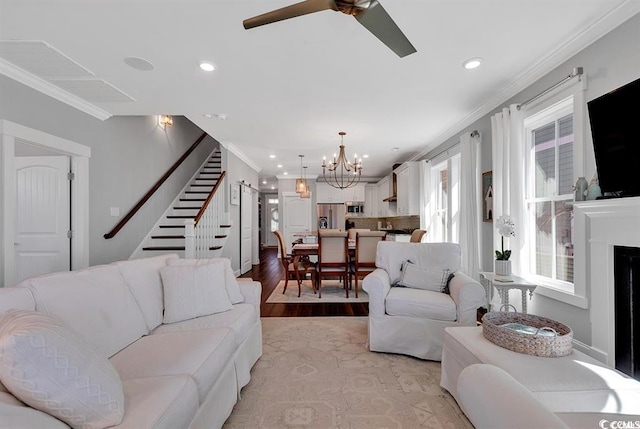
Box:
524;97;576;293
427;153;460;243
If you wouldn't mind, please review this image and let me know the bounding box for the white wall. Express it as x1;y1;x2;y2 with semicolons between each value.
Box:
0;75;216;266
423;13;640;346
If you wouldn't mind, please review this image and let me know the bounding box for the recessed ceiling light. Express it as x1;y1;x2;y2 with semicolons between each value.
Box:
214;113;227;120
463;57;482;70
203;113;212;118
271;186;275;189
269;155;276;159
262;180;267;184
277;164;283;168
199;62;215;72
283;172;288;175
363;154;369;158
124;57;154;71
392;147;400;152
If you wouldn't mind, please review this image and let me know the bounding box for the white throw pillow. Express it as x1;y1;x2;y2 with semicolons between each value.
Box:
167;258;244;304
161;263;233;324
398;260;451;292
0;310;124;429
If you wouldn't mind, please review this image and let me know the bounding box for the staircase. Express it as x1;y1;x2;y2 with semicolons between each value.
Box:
130;149;230;259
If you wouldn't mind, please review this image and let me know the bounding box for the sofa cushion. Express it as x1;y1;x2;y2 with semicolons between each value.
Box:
160;263;233;324
114;253;179;331
167;258;244;304
398;260;452;292
115;375;198;429
376;242;461;285
152;303;258;346
109;328;236;402
0;310;124;429
385;287;457;321
0;391;70;429
0;288;35;316
18;264;148;358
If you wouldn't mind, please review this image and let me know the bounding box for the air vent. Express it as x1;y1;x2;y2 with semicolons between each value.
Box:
52;79;135;103
0;40;94;79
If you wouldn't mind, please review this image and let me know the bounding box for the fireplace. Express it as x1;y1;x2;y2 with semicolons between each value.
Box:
614;246;640;380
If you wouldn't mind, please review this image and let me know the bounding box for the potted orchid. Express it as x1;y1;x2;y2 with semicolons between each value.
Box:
495;215;515;276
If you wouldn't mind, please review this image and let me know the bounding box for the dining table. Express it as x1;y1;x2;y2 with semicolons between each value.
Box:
291;240;356;285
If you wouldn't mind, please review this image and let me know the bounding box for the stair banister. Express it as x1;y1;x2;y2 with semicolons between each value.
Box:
185;170;227;259
104;132;208;239
194;171;226;226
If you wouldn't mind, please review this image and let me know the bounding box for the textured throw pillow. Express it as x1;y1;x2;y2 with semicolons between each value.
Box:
167;258;244;304
0;310;124;429
161;262;233;324
398;260;452;292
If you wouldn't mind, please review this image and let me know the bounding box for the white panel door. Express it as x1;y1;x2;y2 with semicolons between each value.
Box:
240;185;253;274
14;156;70;283
282;193;312;255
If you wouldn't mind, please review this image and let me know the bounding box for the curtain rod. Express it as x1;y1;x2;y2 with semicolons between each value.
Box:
517;67;583;110
426;130;479;162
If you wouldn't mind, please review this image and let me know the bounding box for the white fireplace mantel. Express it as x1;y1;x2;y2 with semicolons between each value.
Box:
574;196;640;365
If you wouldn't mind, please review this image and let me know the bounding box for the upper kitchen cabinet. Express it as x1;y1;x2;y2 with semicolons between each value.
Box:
394;162;421;215
364;184;378;217
316;183;365;203
377;176;396;217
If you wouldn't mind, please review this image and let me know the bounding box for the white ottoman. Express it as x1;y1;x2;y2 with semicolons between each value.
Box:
440;326;640;414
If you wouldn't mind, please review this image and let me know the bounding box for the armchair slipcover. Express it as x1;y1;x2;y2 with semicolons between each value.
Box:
362;242;486;361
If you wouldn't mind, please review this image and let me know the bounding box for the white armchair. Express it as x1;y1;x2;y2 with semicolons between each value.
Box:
362;242;486;361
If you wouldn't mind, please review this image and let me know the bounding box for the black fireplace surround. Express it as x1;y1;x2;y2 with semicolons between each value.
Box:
614;246;640;380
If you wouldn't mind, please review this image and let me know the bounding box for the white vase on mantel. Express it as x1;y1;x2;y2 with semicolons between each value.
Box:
495;260;512;276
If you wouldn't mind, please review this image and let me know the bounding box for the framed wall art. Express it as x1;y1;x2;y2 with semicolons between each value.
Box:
482;171;493;222
230;184;240;206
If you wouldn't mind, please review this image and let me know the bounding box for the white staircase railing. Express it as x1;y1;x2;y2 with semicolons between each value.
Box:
184;171;228;259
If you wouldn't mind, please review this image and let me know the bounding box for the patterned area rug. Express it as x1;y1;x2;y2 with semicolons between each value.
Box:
223;317;472;429
265;280;369;303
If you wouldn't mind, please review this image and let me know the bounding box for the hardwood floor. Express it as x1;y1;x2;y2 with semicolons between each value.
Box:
240;247;369;317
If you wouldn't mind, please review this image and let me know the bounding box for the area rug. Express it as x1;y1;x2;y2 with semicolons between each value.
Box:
223;317;472;429
266;280;369;303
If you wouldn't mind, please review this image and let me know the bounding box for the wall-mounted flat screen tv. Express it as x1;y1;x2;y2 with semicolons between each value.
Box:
587;76;640;198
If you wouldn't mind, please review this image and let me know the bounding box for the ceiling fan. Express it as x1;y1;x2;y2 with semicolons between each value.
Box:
243;0;416;58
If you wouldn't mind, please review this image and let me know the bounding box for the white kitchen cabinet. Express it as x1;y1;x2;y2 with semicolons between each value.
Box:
343;185;365;202
394;162;421;216
316;182;364;203
364;184;378;217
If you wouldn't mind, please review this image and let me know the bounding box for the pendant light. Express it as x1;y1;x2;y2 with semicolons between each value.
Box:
295;154;308;194
300;166;310;199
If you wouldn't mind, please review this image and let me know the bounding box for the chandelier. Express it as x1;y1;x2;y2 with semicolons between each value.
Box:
295;154;308;194
321;131;363;189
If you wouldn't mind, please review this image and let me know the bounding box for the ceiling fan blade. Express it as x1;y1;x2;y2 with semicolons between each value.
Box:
354;0;416;58
243;0;337;30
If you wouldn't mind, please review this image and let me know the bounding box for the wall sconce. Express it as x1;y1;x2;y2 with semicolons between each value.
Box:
159;115;173;127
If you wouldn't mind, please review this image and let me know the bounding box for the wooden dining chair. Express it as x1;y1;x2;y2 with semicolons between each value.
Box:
273;230;316;297
410;229;427;242
347;228;370;241
317;229;349;298
350;231;386;297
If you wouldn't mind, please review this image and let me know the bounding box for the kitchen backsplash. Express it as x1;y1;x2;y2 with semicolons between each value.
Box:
350;215;420;231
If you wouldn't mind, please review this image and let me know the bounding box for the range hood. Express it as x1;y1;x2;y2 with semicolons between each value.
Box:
383;163;401;202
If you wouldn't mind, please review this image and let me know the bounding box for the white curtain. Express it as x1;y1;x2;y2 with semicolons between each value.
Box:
459;132;481;279
491;104;526;275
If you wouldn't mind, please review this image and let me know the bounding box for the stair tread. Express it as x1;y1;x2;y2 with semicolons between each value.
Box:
180;198;206;201
143;246;185;251
159;225;184;228
220;224;232;228
190;184;214;187
215;235;227;239
210;246;223;250
151;235;185;239
173;207;201;210
167;215;195;219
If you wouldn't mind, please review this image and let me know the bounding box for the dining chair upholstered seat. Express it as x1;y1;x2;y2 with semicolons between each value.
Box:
410;229;427;243
274;230;316;297
347;228;371;241
349;231;386;297
317;229;349;298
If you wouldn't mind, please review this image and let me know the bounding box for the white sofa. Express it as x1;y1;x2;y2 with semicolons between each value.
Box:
0;254;262;429
362;242;486;361
457;364;640;429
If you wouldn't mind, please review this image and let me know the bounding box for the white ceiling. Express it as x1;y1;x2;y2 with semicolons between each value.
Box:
1;0;638;191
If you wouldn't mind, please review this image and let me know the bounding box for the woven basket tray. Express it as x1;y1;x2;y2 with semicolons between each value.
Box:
482;312;573;357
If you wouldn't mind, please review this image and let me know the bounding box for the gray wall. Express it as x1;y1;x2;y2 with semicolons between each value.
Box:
0;75;216;265
220;148;260;273
423;13;640;344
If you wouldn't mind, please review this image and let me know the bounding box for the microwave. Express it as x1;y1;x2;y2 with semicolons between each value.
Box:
345;201;365;216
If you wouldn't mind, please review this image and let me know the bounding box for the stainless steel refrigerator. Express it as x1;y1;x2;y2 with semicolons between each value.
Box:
317;203;345;230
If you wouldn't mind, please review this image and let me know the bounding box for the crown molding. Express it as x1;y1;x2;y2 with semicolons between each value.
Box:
410;0;640;161
0;58;112;121
220;141;261;173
